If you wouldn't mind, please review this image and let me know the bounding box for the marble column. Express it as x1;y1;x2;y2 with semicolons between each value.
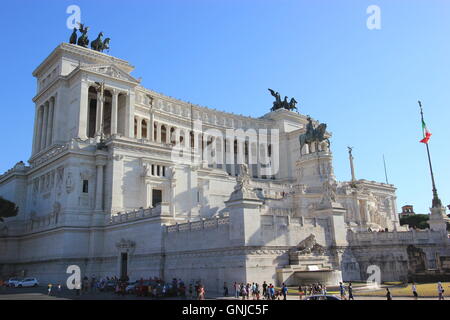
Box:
95;158;106;211
46;98;54;147
111;90;118;135
150;112;154;141
40;101;49;150
77;81;89;140
136;116;142;139
35;105;44;153
157;123;162;143
95;92;104;136
257;143;262;178
146;183;153;208
230;139;236;176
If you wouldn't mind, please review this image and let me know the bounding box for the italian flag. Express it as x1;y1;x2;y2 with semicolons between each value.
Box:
420;119;432;144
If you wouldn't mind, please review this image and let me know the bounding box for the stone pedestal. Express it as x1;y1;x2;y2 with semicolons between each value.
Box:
296;151;335;188
429;206;449;233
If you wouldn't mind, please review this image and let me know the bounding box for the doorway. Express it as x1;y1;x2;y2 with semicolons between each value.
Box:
120;252;128;280
152;189;162;207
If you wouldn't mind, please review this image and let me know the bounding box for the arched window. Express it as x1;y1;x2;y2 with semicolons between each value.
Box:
170;127;176;144
190;131;194;148
161;125;167;143
141;119;147;139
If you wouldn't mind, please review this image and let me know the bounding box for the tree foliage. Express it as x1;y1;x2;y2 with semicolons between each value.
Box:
399;214;429;230
0;197;18;222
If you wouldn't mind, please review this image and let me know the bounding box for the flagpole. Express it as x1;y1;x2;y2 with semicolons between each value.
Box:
418;100;442;208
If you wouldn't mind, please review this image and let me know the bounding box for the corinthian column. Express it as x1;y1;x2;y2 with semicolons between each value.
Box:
95;92;104;137
40;101;49;150
46;98;54;147
95;157;106;211
111;90;118;135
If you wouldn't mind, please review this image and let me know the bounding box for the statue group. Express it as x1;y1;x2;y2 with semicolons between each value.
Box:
69;23;110;53
299;116;330;156
268;89;298;112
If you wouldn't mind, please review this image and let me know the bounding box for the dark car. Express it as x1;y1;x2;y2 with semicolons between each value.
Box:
305;295;341;300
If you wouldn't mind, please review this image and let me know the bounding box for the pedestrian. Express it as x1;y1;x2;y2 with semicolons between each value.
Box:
198;285;205;300
269;284;275;300
223;282;228;297
438;282;444;300
234;282;239;298
412;282;418;300
347;282;354;300
189;283;193;299
386;288;392;300
57;283;62;294
281;283;288;300
47;283;52;295
298;285;304;300
241;284;247;300
262;281;267;298
255;283;260;300
339;282;346;300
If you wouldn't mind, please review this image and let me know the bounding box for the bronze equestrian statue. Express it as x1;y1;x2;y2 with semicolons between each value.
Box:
299;117;330;156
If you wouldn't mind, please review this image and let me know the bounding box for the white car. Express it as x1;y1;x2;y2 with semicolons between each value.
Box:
16;278;39;287
7;278;21;287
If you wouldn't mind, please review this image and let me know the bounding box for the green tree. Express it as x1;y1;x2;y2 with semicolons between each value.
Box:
0;197;18;222
399;214;429;230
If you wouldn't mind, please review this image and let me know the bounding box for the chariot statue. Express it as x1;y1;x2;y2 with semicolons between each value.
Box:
68;24;111;52
268;89;298;112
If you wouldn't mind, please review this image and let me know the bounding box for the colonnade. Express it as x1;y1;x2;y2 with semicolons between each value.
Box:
33;96;56;154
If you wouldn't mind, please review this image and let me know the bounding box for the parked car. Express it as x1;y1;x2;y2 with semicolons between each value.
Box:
125;281;138;294
7;278;21;287
305;295;341;300
16;278;39;287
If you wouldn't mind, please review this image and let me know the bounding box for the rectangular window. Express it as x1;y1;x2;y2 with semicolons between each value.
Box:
82;180;89;193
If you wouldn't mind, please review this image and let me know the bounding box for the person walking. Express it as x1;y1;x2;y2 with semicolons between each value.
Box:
412;282;418;300
339;282;346;300
298;285;304;300
281;283;288;300
198;285;205;300
386;288;392;300
234;282;239;299
241;284;247;300
269;284;275;300
347;282;354;300
262;281;267;298
438;282;445;300
47;283;53;296
223;282;228;297
255;283;260;300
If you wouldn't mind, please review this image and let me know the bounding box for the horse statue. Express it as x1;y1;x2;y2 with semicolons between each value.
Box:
288;98;298;111
299;117;330;156
91;32;104;51
91;32;111;52
102;38;111;52
77;23;90;48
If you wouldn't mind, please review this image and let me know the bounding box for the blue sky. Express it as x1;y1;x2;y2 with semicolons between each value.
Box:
0;0;449;214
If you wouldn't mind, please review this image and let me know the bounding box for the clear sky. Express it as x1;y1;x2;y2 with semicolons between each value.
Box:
0;0;449;215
